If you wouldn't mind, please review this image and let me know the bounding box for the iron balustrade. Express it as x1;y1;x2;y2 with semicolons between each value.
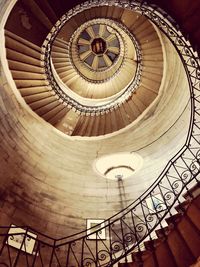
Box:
0;0;200;266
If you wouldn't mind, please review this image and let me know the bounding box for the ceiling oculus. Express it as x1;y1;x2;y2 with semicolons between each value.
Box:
77;23;120;71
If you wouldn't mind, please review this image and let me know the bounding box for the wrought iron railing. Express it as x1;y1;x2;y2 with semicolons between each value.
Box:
0;0;200;266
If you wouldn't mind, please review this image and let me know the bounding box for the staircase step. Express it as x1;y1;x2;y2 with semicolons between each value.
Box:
15;79;48;88
142;47;163;57
59;69;76;79
141;250;158;267
19;86;52;96
53;62;71;69
119;105;132;126
52;45;68;54
143;66;163;75
130;16;147;32
88;115;100;136
141;39;161;50
42;104;64;121
35;100;61;116
5;30;41;52
11;70;45;80
49;107;68;126
186;201;200;231
132;251;144;267
51;57;71;63
175;200;190;213
140;32;161;44
156;227;170;239
143;60;163;69
72;116;84;136
55;66;73;74
63;73;79;85
101;113;109;136
5;36;41;60
6;48;41;66
120;9;140;28
165;213;182;225
51;51;70;59
142;54;163;61
141;78;160;93
24;92;53;104
29;96;58;110
177;215;200;258
153;239;177;267
193;195;200;209
8;60;44;74
183;181;200;199
167;227;195;267
53;39;69;50
135;26;156;41
75;115;91;136
84;115;96;137
142;72;162;83
133;20;152;35
135;87;157;107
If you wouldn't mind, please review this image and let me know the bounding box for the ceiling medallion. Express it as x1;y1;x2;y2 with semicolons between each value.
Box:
69;19;127;82
91;38;107;55
77;23;121;71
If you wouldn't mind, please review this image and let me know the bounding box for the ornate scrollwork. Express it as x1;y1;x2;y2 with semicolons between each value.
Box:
181;169;192;182
83;257;96;267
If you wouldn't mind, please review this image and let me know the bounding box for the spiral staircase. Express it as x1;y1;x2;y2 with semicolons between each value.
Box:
0;0;200;267
4;1;166;137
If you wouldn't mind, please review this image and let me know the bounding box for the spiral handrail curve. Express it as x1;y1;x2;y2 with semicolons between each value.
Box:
0;1;200;266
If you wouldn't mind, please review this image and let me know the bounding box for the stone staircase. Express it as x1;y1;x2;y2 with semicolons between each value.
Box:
5;30;70;126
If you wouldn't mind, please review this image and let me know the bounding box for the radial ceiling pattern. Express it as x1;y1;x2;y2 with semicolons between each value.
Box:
77;23;120;71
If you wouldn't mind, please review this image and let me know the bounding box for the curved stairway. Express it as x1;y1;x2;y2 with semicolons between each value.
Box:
4;1;165;137
0;182;199;267
0;0;200;267
119;183;200;267
5;30;70;125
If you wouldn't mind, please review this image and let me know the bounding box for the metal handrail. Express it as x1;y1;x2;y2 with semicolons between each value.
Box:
0;1;200;266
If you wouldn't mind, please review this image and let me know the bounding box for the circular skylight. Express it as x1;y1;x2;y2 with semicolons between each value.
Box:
91;38;107;55
76;22;121;71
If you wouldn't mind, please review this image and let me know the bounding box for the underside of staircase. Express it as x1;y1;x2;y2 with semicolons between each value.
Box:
119;182;200;267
